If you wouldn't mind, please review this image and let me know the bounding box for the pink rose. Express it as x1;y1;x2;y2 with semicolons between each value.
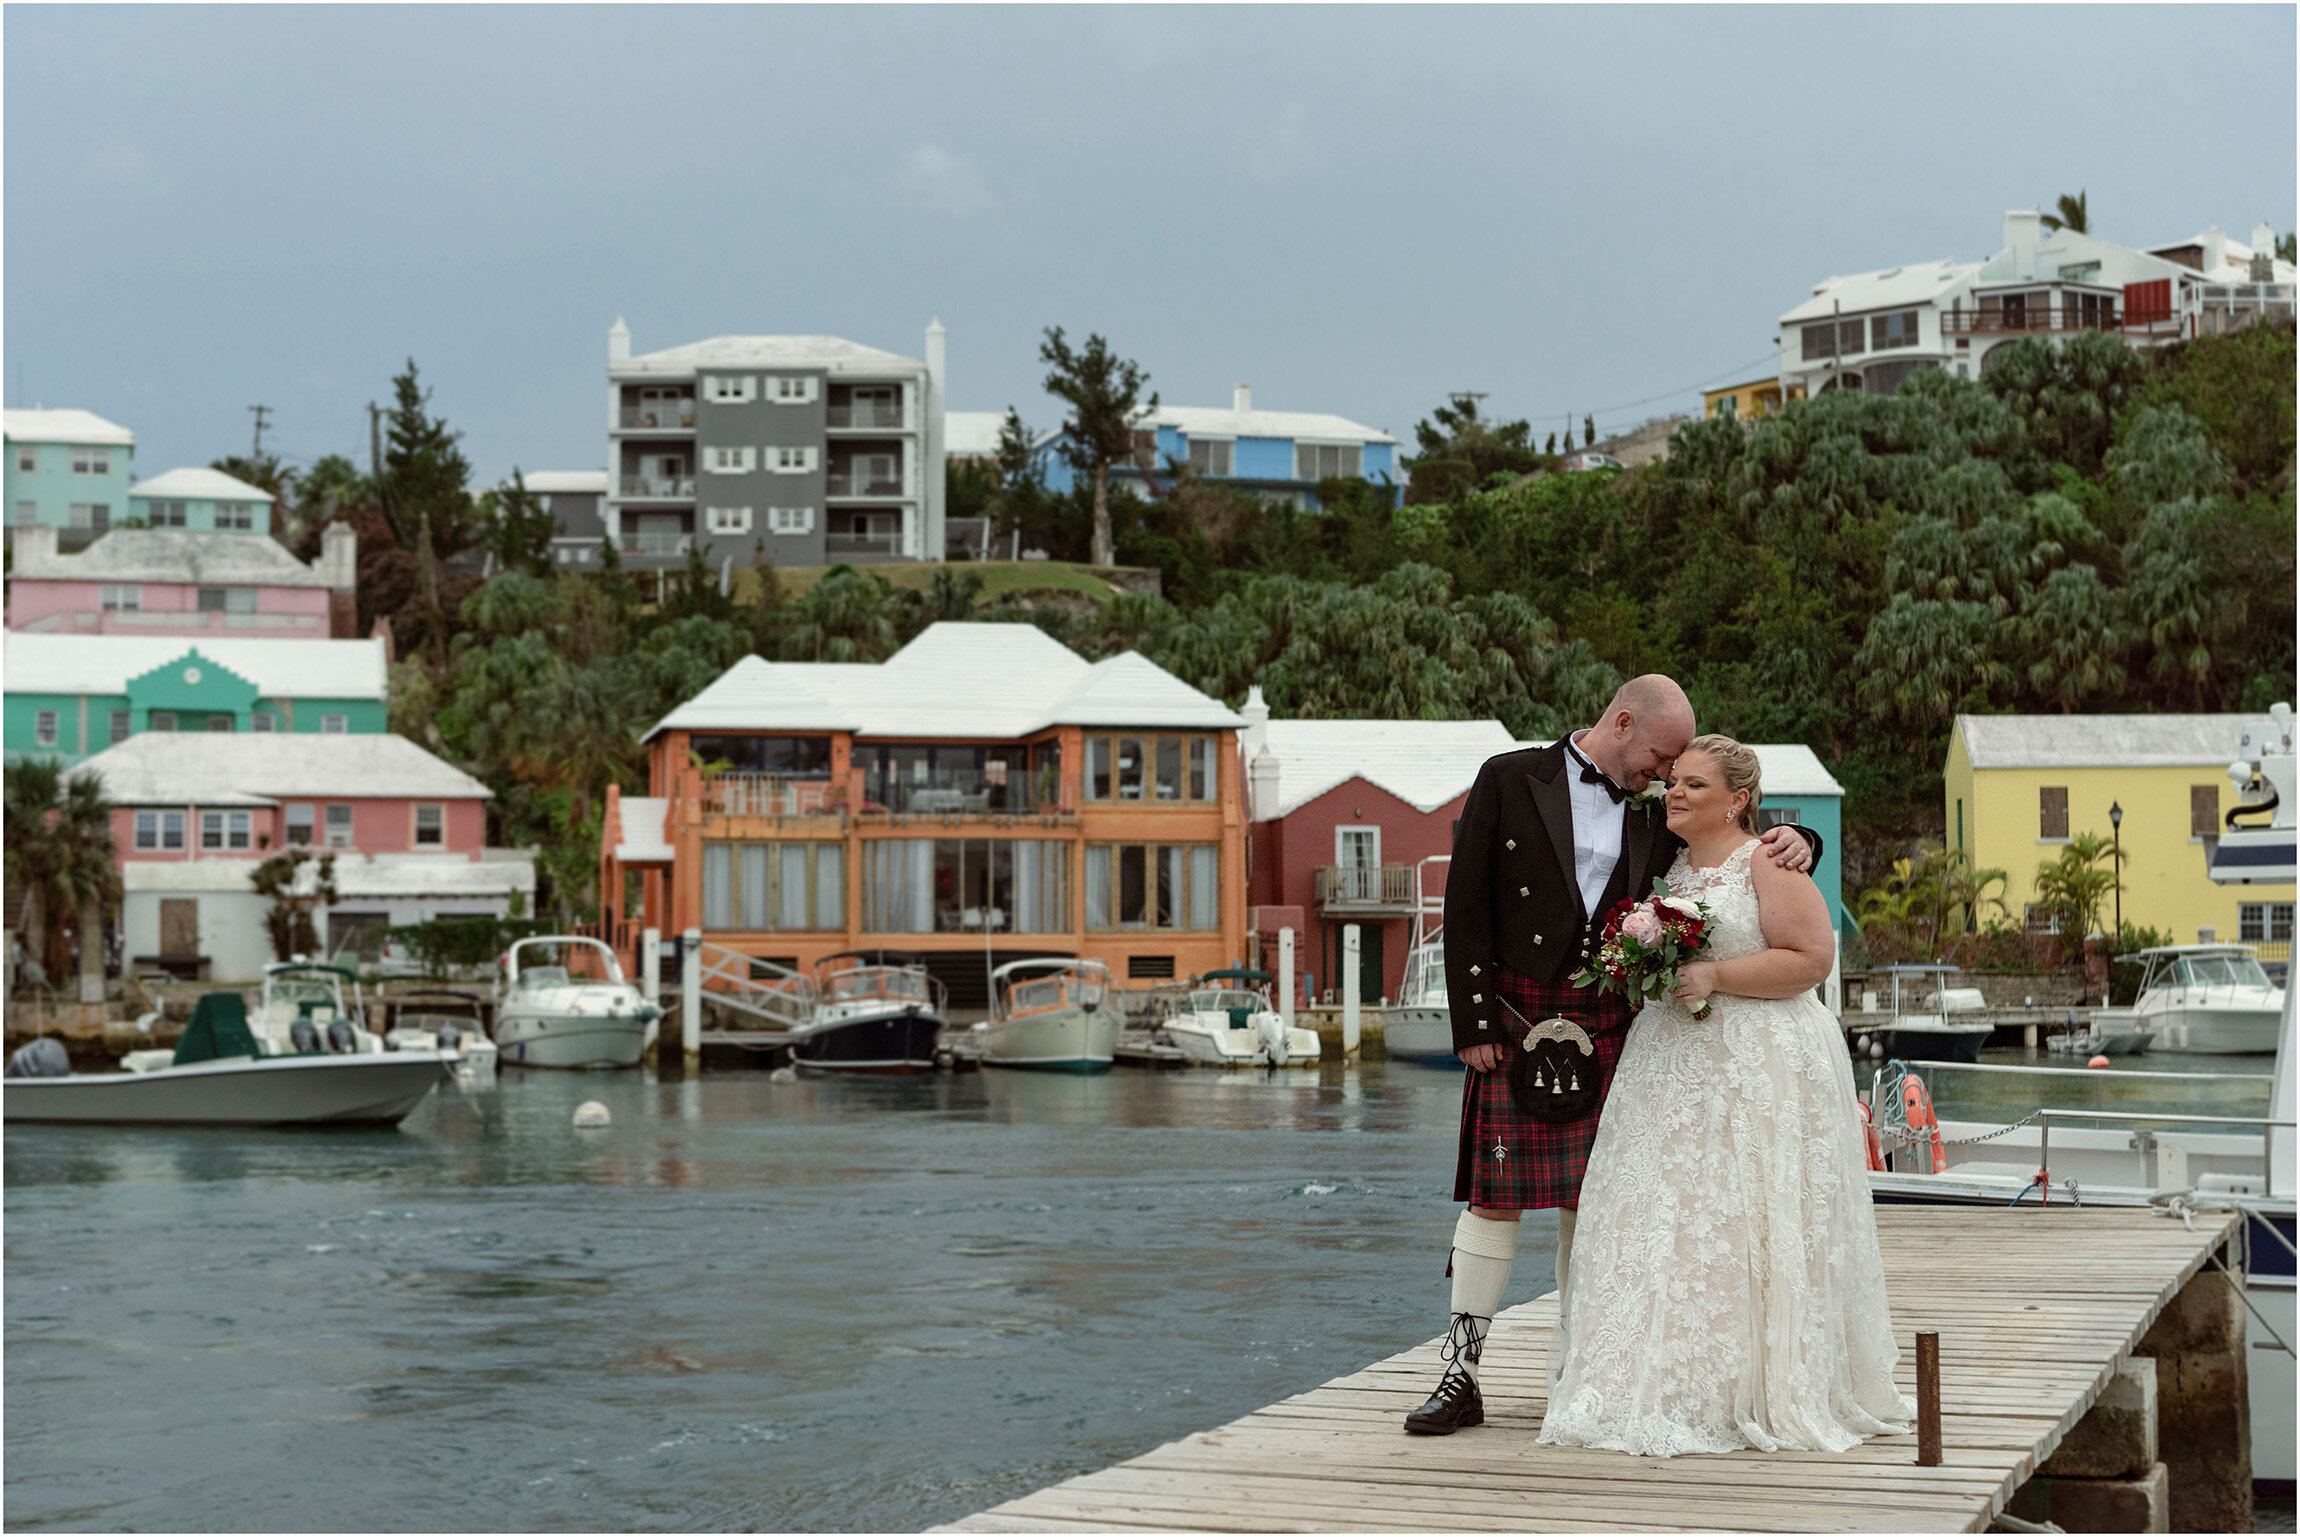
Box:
1620;908;1666;946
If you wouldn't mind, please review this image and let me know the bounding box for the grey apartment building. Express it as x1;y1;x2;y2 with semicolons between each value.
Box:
598;318;947;570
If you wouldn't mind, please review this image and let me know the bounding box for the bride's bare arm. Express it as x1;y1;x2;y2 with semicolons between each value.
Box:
1672;853;1836;1006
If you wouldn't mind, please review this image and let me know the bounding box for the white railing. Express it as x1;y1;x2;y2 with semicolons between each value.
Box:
621;531;691;558
620;475;695;499
620;405;696;430
827;404;905;429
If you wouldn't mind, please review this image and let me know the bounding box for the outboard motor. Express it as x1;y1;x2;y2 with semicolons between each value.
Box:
290;1019;322;1055
326;1019;358;1054
434;1024;463;1053
5;1037;71;1078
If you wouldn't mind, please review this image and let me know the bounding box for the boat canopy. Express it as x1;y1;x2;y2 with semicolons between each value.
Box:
174;993;263;1066
1200;968;1273;985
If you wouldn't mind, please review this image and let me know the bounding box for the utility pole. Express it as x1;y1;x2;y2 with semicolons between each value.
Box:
367;402;383;482
248;404;272;458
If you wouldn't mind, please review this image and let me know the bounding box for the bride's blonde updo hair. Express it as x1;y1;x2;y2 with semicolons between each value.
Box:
1683;733;1763;833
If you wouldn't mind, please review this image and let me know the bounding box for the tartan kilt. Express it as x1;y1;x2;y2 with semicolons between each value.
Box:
1453;965;1634;1209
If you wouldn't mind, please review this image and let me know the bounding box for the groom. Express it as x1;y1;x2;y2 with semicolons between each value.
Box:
1403;675;1823;1434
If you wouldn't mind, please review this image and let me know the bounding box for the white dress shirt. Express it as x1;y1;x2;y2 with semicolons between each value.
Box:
1562;731;1626;917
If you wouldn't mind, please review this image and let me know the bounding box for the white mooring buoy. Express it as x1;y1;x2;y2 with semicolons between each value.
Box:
572;1100;612;1128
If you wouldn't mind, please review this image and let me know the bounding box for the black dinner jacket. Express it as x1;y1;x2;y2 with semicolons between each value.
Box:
1441;741;1823;1051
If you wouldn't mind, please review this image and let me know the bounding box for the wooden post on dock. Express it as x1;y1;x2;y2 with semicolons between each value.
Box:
680;927;702;1062
1916;1330;1942;1465
1341;925;1361;1059
1277;928;1295;1030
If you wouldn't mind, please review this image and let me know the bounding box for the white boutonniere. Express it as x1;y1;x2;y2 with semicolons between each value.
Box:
1634;781;1668;820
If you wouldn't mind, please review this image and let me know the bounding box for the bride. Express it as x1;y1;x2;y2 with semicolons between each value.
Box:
1538;734;1914;1457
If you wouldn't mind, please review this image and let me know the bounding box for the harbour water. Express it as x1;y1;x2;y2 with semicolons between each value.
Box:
5;1061;1543;1533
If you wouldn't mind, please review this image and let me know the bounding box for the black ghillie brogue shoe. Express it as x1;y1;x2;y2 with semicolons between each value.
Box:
1404;1313;1489;1435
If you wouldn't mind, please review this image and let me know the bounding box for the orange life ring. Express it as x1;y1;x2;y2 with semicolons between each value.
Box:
1858;1099;1886;1172
1901;1073;1948;1174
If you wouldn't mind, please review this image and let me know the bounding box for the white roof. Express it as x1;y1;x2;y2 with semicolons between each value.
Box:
1957;713;2253;770
613;798;674;863
4;633;389;700
648;622;1243;741
1258;719;1519;818
1143;404;1397;446
1782;259;1980;322
128;467;275;504
2144;230;2300;285
1516;738;1845;799
12;528;328;587
3;409;134;447
945;411;1009;458
78;732;490;806
612;335;925;378
517;470;609;495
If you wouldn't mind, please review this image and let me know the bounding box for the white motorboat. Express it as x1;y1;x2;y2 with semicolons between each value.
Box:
2094;945;2283;1056
492;936;659;1070
1848;965;1997;1063
979;958;1123;1073
789;950;946;1074
1384;856;1458;1064
384;987;498;1087
3;988;454;1126
1162;969;1322;1068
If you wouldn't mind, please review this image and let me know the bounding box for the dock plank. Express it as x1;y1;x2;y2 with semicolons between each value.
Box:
939;1205;2232;1534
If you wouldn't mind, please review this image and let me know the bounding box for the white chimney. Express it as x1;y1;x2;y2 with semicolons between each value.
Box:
1239;684;1271;762
925;317;946;399
320;520;358;591
1234;383;1252;415
10;522;58;573
2203;226;2227;275
608;316;631;363
1248;748;1281;824
2003;210;2041;279
2253;222;2276;257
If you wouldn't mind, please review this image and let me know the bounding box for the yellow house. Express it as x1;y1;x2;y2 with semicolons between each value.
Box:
1945;714;2296;957
1702;377;1802;422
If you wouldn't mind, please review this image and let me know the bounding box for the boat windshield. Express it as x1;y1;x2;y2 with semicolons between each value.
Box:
264;973;343;1016
828;966;930;1003
1186;988;1262;1013
1403;941;1447;1005
517;966;571;990
2178;955;2272;989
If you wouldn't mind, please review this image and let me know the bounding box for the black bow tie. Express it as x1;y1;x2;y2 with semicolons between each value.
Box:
1579;761;1627;804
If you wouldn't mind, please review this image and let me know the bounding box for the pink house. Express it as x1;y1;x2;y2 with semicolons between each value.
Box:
1239;693;1519;1005
5;523;358;638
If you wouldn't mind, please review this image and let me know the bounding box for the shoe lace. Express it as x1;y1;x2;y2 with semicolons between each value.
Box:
1437;1312;1489;1377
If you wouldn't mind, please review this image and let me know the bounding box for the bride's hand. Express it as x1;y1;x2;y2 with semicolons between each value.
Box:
1672;962;1718;1011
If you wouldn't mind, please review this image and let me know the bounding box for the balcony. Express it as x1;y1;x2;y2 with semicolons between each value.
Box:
621;531;692;559
826;471;907;498
862;764;1057;817
703;774;844;819
1314;863;1417;914
825;531;902;558
620;475;695;500
826;404;906;430
619;405;696;432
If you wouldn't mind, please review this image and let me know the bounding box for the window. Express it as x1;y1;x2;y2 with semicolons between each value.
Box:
860;838;1063;934
1084;842;1218;931
2038;786;2069;840
767;505;815;535
13;502;33;524
68;502;108;530
1294;443;1363;480
2192;785;2220;839
1870;309;1921;350
1080;734;1219;803
214;502;255;531
1838;318;1867;355
135;810;186;851
704;840;849;931
206;714;234;733
706;445;756;474
2239;903;2295;943
704;505;753;535
149;711;177;732
250;712;275;733
321;714;348;734
2024;903;2059;936
324;804;355;849
412;804;445;846
33;709;59;747
285;804;315;846
149;501;187;527
768;376;818;403
14;446;34;472
770;446;818;474
70;446;110;475
201;811;252;851
1186;437;1233;476
703;374;756;404
109;710;130;745
1336;826;1380;868
99;584;140;611
198;588;258;613
1758;807;1801;830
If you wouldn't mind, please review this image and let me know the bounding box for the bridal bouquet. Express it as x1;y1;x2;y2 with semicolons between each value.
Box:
1572;881;1716;1019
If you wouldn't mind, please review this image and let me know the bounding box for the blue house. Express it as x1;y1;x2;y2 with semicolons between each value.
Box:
1041;385;1401;510
5;409;136;547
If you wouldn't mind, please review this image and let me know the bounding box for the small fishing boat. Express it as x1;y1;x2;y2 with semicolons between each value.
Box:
1383;856;1458;1064
492;936;659;1070
1162;969;1322;1068
2095;945;2283;1056
979;958;1123;1073
791;950;947;1074
2;990;454;1126
385;987;498;1086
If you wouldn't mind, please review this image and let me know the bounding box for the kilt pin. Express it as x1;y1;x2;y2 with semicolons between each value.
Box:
1452;969;1633;1209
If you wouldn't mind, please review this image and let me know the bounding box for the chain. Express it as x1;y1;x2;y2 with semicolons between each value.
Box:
1874;1106;2047;1149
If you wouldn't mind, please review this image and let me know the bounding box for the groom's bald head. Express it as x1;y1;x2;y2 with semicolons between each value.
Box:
1581;675;1696;790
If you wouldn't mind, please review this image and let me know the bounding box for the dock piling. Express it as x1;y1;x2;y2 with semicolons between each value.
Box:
1916;1328;1942;1465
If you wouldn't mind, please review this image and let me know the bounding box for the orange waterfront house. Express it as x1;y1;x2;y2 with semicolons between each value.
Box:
597;622;1249;1007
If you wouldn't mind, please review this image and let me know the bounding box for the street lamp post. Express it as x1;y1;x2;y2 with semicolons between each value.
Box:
2109;801;2124;940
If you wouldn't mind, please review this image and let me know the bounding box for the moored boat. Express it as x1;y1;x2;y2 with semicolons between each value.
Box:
1383;856;1458;1064
791;950;946;1074
2098;945;2283;1056
1162;969;1321;1068
980;958;1122;1073
385;987;498;1086
492;936;659;1069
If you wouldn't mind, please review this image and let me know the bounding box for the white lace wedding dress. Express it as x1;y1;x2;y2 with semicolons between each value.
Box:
1538;840;1914;1457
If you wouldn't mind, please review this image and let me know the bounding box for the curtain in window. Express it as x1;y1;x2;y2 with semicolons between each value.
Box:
1084;845;1111;929
866;839;935;933
1190;846;1217;931
777;844;808;930
814;844;844;930
702;844;733;929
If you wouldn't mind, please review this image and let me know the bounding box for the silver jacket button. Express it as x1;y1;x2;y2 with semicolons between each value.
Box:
1520;886;1530;897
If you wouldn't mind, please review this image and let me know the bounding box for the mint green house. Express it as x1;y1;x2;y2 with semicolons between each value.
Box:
5;409;136;548
4;633;390;765
126;466;276;535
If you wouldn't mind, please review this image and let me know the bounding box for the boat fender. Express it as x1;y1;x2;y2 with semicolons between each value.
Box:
326;1019;357;1055
290;1019;322;1055
572;1100;612;1128
5;1037;70;1078
1857;1099;1886;1173
1901;1072;1947;1174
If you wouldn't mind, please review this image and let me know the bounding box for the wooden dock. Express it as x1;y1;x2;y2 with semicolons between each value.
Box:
940;1206;2237;1533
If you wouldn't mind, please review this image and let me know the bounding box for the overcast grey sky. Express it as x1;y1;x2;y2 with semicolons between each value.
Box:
7;5;2294;487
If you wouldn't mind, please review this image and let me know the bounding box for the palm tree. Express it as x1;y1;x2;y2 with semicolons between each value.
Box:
2040;191;2088;235
2034;832;2125;941
4;761;121;999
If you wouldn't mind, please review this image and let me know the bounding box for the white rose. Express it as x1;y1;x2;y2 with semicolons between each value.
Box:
1658;895;1704;920
1637;781;1667;801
